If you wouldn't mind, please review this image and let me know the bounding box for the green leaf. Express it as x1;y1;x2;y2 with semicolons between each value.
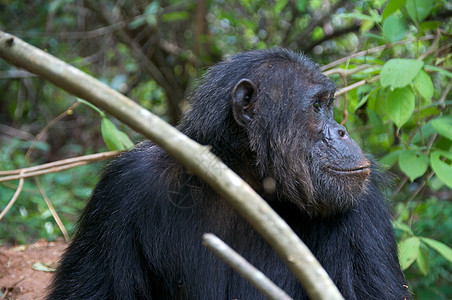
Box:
398;150;429;181
380;59;424;88
380;149;403;167
340;13;374;21
360;19;375;33
393;220;414;235
398;237;420;270
428;175;445;191
162;11;190;22
412;70;434;101
416;244;430;275
383;0;407;21
421;237;452;264
355;87;381;111
32;262;56;272
129;17;146;30
431;117;452;141
406;0;434;23
274;0;289;13
382;13;407;42
296;0;308;12
411;119;439;145
369;9;382;23
386;86;415;128
144;2;160;26
430;151;452;189
145;1;160;14
101;118;134;151
77;98;105;117
424;65;452;79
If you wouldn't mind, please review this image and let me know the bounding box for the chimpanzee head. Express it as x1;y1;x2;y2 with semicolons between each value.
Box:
180;48;370;216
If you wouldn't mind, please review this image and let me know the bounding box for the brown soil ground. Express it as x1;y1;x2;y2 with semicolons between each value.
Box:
0;240;66;300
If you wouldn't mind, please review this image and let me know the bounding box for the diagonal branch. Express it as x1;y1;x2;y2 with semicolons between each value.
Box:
203;233;293;300
0;30;343;300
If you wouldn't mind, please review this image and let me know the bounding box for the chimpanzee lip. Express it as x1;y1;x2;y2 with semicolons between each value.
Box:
327;165;370;173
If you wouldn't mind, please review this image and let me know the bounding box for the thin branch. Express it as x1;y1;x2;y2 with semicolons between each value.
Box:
0;69;36;79
0;161;89;183
406;171;435;205
320;35;435;71
0;123;35;140
334;75;380;97
439;78;452;106
323;64;371;77
203;233;293;300
392;176;409;201
0;150;121;177
0;30;343;300
419;29;442;60
0;171;25;221
339;72;348;125
33;176;70;242
25;102;80;160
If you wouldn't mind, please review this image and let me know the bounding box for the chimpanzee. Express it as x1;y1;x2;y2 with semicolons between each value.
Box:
47;48;410;299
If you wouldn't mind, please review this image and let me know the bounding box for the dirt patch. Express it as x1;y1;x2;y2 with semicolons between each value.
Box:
0;240;66;300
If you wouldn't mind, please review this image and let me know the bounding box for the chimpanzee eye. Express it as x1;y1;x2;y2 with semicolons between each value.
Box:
313;100;321;111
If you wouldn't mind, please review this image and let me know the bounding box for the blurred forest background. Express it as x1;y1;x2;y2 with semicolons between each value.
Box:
0;0;451;298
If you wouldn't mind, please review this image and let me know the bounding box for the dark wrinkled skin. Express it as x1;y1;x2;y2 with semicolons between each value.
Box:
47;49;410;300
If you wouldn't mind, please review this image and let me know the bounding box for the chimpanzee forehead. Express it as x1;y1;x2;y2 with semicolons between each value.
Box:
255;62;336;97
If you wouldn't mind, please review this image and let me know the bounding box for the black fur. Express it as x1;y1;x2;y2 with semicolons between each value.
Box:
48;49;410;299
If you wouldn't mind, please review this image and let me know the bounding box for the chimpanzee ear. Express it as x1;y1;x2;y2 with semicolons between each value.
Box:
232;79;256;127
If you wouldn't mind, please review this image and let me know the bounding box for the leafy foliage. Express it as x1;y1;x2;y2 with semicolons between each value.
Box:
0;0;451;297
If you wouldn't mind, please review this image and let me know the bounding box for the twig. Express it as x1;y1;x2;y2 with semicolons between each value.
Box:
334;75;380;97
33;176;70;242
438;78;452;106
203;233;293;300
339;72;348;125
0;150;121;238
0;161;89;183
419;29;442;60
0;278;25;300
406;171;435;204
25;102;79;161
0;150;121;177
0;123;35;140
391;176;409;201
322;64;371;77
320;35;435;71
0;171;25;221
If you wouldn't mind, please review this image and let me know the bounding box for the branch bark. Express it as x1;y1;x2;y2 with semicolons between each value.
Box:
0;150;121;181
0;30;343;300
320;35;435;71
203;233;293;300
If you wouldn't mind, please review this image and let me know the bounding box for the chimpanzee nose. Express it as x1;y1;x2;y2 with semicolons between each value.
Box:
327;123;349;140
337;127;346;139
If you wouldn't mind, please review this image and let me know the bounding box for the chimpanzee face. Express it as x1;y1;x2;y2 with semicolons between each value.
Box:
231;62;370;216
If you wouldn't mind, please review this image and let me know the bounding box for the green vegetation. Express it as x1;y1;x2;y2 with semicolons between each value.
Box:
0;0;451;298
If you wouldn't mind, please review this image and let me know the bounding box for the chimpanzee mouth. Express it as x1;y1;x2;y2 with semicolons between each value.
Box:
327;165;370;174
